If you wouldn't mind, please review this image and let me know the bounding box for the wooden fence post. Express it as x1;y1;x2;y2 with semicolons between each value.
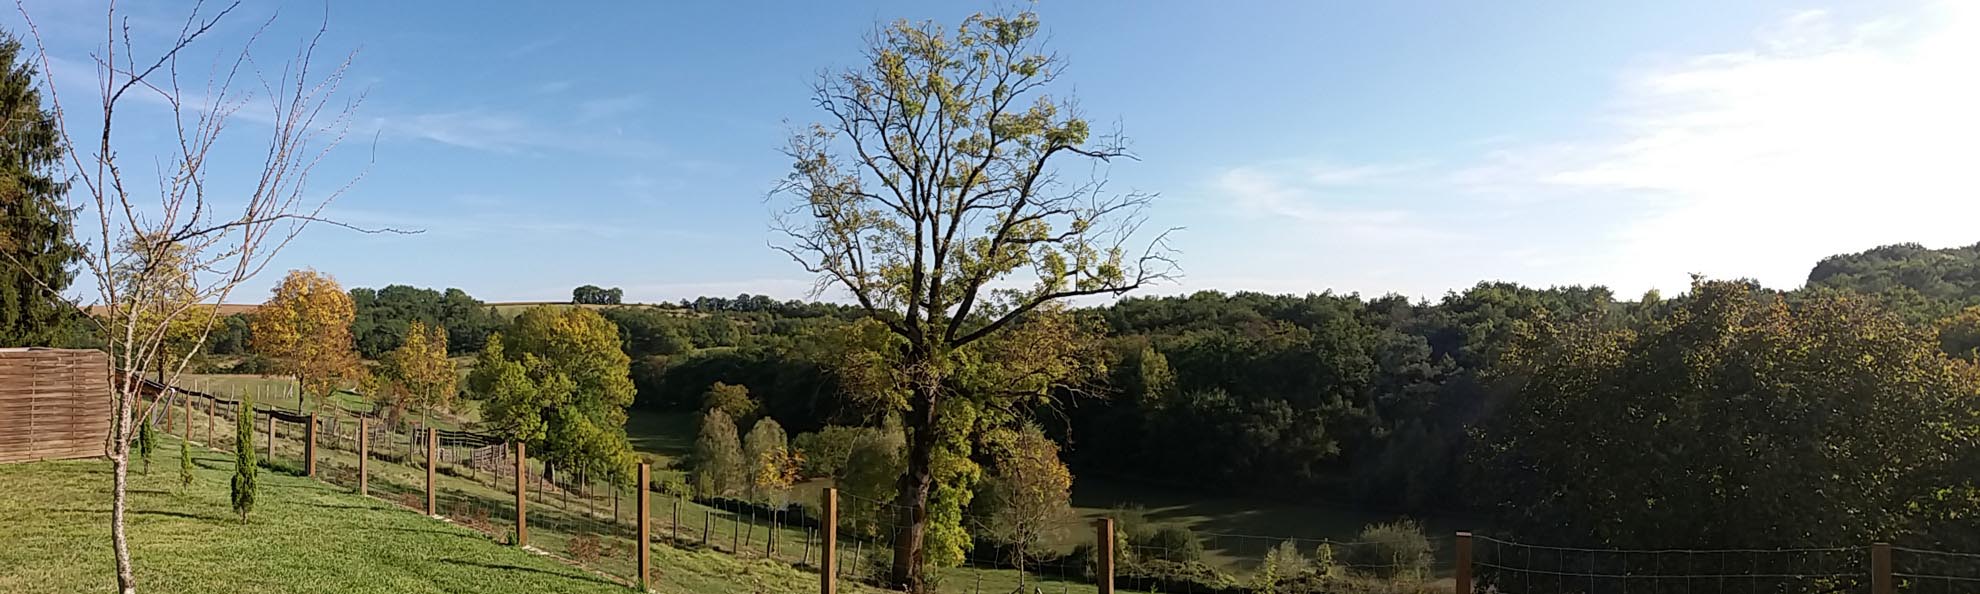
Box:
425;427;438;516
638;462;651;591
1096;517;1115;594
183;394;193;442
358;417;369;495
265;414;275;462
821;487;838;594
1872;542;1892;594
206;397;215;446
305;414;317;477
515;441;528;547
1455;532;1473;594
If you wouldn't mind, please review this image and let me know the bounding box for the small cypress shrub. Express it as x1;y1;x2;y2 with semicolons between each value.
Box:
137;417;156;474
179;438;195;487
231;400;257;522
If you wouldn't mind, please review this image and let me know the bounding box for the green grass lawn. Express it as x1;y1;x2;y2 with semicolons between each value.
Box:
1065;477;1472;575
0;436;892;594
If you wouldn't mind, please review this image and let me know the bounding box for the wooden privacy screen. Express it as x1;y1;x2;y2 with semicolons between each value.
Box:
0;348;113;464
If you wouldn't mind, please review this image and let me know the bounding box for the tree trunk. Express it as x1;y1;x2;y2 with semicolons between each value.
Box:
888;378;940;592
111;384;137;594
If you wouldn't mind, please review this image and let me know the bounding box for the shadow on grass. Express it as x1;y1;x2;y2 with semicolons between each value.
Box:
310;502;384;511
437;557;621;587
51;506;227;522
132;508;230;522
369;525;494;542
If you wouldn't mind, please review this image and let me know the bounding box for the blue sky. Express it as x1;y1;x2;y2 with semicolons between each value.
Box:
9;1;1977;304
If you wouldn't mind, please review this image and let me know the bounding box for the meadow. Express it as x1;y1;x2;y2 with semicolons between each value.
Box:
0;435;866;594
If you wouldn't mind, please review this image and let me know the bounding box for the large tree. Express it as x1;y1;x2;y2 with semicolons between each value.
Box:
773;10;1171;588
468;306;636;481
380;320;456;427
252;269;363;413
0;31;77;347
742;417;795;504
976;423;1075;587
690;409;746;498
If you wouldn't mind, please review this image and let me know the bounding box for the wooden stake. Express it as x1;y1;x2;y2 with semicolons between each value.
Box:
515;441;528;546
1872;542;1892;594
305;414;317;477
358;417;369;495
425;427;438;516
638;463;652;591
1096;517;1115;594
821;488;839;594
1455;532;1473;594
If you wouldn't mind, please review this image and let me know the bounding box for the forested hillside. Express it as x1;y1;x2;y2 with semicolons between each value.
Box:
180;243;1980;550
1807;242;1980;321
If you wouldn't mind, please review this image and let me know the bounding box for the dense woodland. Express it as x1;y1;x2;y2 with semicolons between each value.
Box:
127;243;1980;554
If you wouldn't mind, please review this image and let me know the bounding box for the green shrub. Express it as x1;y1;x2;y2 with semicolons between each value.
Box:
179;439;194;487
137;418;155;474
1263;539;1309;578
656;475;692;498
231;400;258;522
1342;520;1431;579
1138;525;1206;563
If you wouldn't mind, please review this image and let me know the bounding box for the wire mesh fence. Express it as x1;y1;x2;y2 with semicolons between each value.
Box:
1892;547;1980;594
1472;536;1869;594
126;379;1980;594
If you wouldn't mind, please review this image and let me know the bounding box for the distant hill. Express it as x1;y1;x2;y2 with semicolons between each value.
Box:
1807;242;1980;302
83;302;259;317
484;301;692;318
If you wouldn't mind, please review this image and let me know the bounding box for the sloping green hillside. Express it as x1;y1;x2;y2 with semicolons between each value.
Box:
0;437;864;594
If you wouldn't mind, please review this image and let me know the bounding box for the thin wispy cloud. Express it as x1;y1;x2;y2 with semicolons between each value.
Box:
506;35;563;58
577;94;647;123
1214;160;1461;245
1212;2;1980;295
1525;2;1980;289
360;107;664;157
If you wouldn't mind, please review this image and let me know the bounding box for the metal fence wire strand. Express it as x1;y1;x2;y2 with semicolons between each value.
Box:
1473;535;1868;594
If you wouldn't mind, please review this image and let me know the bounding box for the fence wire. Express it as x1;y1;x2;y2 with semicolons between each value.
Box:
1892;547;1980;594
1474;535;1866;594
137;379;1980;594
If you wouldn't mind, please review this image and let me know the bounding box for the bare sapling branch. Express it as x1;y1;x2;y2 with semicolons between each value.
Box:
11;2;385;592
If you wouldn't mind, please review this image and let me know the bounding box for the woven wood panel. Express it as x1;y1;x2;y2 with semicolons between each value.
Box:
0;348;113;464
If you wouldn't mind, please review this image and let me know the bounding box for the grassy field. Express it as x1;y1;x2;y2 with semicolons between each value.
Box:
0;437;871;594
